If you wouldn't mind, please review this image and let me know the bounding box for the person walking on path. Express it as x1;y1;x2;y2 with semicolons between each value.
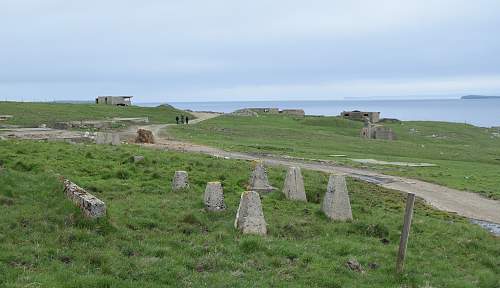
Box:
185;116;189;124
181;115;185;124
176;116;179;124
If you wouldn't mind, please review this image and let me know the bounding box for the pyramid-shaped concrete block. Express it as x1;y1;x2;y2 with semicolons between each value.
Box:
282;166;307;202
204;181;227;211
249;162;276;194
172;171;189;191
235;191;267;235
321;175;353;221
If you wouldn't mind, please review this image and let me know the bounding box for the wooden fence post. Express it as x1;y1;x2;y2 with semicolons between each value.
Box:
396;192;416;273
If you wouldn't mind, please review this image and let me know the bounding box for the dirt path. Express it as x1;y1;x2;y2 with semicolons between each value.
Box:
137;114;500;225
4;112;499;225
120;111;222;141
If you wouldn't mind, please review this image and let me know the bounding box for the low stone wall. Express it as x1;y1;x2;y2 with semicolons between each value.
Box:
52;117;149;130
280;109;305;117
361;125;396;140
63;179;106;218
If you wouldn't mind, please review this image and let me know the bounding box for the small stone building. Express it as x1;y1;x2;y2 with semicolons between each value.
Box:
96;96;132;106
360;123;396;140
341;111;380;123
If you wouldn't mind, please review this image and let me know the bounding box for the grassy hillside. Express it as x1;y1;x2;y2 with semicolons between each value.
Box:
169;115;500;199
0;102;191;127
0;140;498;287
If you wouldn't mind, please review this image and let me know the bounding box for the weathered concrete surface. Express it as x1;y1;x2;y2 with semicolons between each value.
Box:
204;182;226;211
360;124;396;141
0;127;92;142
63;179;106;218
95;132;107;144
135;129;155;144
249;162;276;194
172;171;189;191
282;166;307;201
95;132;120;145
111;133;121;146
235;191;267;235
321;175;353;221
133;155;145;163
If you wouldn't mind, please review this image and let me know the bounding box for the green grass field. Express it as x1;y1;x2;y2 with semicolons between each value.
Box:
0;102;190;127
0;140;498;287
169;115;500;199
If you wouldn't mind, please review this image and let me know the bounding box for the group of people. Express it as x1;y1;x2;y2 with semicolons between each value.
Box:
175;115;189;124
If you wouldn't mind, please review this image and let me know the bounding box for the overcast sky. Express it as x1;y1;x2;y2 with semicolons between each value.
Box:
1;0;500;102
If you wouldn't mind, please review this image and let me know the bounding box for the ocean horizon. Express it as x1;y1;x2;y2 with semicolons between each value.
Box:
137;98;500;127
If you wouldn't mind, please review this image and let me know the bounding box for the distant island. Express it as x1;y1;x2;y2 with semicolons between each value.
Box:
461;95;500;99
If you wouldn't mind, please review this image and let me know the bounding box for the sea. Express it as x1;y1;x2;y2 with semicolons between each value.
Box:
138;99;500;128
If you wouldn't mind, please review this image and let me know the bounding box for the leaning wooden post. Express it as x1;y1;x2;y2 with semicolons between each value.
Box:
396;192;415;273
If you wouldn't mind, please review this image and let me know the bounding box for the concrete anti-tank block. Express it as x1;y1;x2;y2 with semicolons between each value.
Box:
249;162;276;194
172;171;189;191
282;166;307;202
235;191;267;235
321;175;353;221
204;181;227;211
111;133;121;146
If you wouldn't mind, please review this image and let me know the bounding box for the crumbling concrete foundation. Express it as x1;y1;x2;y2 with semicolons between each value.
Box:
95;132;121;145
